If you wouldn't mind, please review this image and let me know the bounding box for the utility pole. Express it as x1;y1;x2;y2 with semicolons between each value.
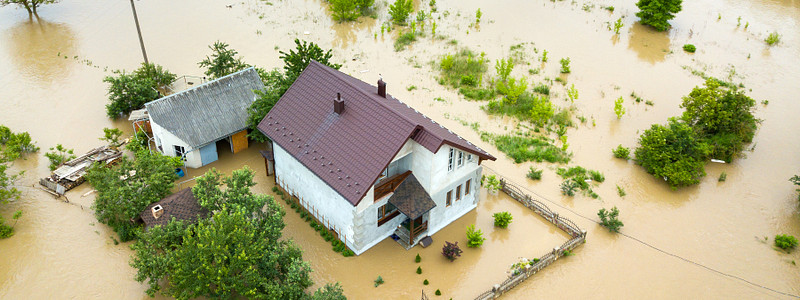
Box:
129;0;149;64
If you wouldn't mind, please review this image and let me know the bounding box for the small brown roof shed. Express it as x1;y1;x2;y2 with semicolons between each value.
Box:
140;188;209;229
258;61;495;206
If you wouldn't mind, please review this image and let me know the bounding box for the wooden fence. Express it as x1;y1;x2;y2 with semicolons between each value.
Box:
473;178;587;300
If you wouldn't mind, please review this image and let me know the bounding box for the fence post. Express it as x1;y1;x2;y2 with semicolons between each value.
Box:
552;212;559;224
552;247;560;260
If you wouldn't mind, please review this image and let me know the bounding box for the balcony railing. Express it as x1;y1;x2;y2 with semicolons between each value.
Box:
374;170;412;201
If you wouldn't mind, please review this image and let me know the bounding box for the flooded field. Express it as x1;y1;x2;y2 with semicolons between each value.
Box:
1;0;799;299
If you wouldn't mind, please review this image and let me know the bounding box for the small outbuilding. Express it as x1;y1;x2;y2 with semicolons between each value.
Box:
140;188;209;230
145;67;264;168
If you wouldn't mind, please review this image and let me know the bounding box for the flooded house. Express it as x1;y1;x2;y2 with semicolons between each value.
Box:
138;188;209;230
257;61;496;255
143;68;264;168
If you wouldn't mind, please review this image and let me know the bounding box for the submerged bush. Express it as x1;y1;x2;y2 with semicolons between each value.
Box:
598;206;624;232
526;167;543;180
775;234;798;251
480;132;571;164
466;224;485;248
683;44;696;53
442;241;463;261
493;212;513;228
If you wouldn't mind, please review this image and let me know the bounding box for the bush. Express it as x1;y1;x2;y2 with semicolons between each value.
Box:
438;50;490;99
44;144;75;171
791;175;800;201
526;167;543;180
765;32;781;46
635;0;682;31
589;170;605;182
442;241;463;261
394;31;417;51
388;0;413;25
415;253;421;263
614;96;626;119
480;132;571;164
483;93;554;126
466;224;485;248
493;212;513;228
613;145;630;159
374;275;384;287
598;206;624;232
559;57;571;73
329;0;372;22
532;83;550;95
423;279;429;285
718;172;727;182
271;186;278;193
683;44;696;53
416;266;422;274
775;234;798;251
435;289;441;296
482;175;501;193
560;180;578;196
342;249;355;257
616;185;626;197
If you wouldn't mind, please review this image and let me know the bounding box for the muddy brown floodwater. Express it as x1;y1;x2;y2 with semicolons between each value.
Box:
1;0;800;299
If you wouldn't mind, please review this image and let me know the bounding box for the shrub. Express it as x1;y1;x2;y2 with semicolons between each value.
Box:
44;144;76;171
765;32;781;46
775;234;798;251
613;145;630;159
394;31;417;51
416;266;422;274
635;0;682;31
271;186;278;193
589;170;605;182
423;279;429;285
438;50;490;99
791;175;800;201
532;83;550;95
493;212;513;228
683;44;696;53
442;241;463;261
718;172;727;182
480;132;571;164
598;206;624;232
342;249;355;257
388;0;413;25
559;57;571;73
566;84;578;102
374;275;384;287
329;0;373;21
415;253;421;263
435;289;441;296
526;167;543;180
466;224;485;248
482;174;501;193
617;185;626;197
560;180;578;196
614;96;626;119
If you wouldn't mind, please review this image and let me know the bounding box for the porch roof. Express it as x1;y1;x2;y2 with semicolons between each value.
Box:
388;174;436;220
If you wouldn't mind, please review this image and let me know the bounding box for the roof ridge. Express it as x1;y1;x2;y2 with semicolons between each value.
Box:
146;67;257;108
311;61;420;131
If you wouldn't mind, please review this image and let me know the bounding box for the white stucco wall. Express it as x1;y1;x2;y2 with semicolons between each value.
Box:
425;144;482;236
150;120;202;168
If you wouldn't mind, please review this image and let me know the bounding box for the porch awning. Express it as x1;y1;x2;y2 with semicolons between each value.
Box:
388;174;436;220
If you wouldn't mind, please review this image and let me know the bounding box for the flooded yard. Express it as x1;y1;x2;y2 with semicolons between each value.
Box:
1;0;799;299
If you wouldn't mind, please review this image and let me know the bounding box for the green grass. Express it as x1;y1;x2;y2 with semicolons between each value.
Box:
394;32;417;51
483;93;553;126
438;49;491;100
532;83;550;95
556;166;605;197
480;132;571;164
526;167;543;180
765;32;781;46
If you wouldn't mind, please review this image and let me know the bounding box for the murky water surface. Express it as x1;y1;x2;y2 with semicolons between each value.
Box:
1;0;799;299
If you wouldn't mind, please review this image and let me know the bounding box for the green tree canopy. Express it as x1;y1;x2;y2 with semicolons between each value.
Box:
0;125;36;238
131;167;346;299
280;39;342;85
198;41;250;79
86;150;179;241
680;79;758;162
0;0;58;14
634;118;710;189
635;0;682;31
388;0;413;25
103;62;175;118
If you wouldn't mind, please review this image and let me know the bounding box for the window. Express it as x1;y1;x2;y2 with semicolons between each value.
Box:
378;167;389;181
448;148;455;171
465;179;471;196
457;151;464;167
456;185;461;201
446;190;452;206
174;145;186;161
377;202;398;226
467;153;473;162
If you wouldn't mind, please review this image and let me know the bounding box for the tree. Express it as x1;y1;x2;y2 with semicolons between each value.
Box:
86;151;179;241
0;125;35;238
104;63;175;118
0;0;59;14
614;96;626;119
131;167;345;299
103;72;160;118
198;41;249;79
635;0;682;31
791;175;800;201
634;118;710;189
388;0;413;25
680;79;758;162
279;39;341;85
132;62;177;89
329;0;358;21
598;206;623;233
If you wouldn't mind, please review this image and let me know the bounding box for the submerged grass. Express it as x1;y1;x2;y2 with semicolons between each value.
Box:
480;132;571;163
556;166;605;198
438;49;493;100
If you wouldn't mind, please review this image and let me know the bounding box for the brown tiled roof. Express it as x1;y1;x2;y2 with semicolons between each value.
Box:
258;61;495;206
140;188;209;230
388;174;436;220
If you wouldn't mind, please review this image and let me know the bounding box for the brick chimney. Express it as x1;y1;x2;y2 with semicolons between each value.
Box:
151;205;163;219
334;92;344;114
378;78;386;98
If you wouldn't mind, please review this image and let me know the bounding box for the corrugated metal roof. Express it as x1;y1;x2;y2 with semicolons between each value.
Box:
258;61;495;206
145;68;264;148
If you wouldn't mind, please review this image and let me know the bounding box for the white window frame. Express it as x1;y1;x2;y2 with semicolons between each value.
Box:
457;151;464;167
174;145;186;161
448;148;455;171
467;153;473;162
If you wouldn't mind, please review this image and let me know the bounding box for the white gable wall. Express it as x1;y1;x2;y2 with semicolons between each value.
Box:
427;144;482;235
150;119;203;168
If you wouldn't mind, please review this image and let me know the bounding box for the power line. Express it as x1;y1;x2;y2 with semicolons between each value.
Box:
482;166;800;299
